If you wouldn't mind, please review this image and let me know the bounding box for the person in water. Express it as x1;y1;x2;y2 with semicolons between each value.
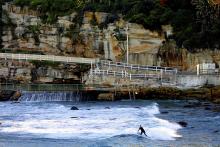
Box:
138;125;147;136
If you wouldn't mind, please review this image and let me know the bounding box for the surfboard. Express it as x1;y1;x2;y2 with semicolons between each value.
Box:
137;132;150;139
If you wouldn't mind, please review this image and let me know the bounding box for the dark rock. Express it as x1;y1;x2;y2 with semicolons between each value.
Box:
183;105;194;108
70;117;78;119
183;103;201;108
178;121;188;127
161;111;169;114
205;107;212;110
0;90;16;101
212;107;220;112
213;130;219;133
70;106;79;110
86;109;91;110
202;102;211;107
10;91;22;101
105;107;110;109
187;101;202;107
134;107;141;109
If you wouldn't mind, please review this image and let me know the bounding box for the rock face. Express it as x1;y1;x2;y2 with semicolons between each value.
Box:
2;2;220;86
98;93;114;101
0;59;82;84
0;90;18;101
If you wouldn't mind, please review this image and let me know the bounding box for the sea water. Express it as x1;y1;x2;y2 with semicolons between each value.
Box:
0;100;219;147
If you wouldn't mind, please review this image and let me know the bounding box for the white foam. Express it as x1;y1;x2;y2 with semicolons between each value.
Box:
0;102;182;140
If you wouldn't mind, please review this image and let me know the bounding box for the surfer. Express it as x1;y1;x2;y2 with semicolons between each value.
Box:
138;125;147;136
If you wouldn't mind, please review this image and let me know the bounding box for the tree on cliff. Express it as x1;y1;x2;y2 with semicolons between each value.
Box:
12;0;220;50
0;0;2;49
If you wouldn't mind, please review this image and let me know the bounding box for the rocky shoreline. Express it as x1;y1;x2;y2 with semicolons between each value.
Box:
1;85;220;104
0;90;21;101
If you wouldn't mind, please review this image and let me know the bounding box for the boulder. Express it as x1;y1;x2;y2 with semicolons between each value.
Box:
0;90;16;101
70;117;78;119
10;91;22;101
204;107;211;110
70;106;79;110
178;121;188;127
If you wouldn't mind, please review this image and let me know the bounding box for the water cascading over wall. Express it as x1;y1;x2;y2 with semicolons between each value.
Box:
18;91;97;102
19;92;81;102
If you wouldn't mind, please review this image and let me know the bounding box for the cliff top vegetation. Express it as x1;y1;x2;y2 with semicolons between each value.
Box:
11;0;220;50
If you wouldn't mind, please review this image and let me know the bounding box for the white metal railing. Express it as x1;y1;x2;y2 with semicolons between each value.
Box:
100;60;178;73
0;53;99;64
90;69;164;80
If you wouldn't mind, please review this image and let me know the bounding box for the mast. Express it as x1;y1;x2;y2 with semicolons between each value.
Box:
126;23;129;64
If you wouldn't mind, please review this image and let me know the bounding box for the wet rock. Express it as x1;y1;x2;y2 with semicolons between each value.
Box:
212;107;220;112
70;117;78;119
202;102;211;107
134;107;141;109
86;109;91;110
204;107;211;110
105;107;110;109
161;111;169;114
213;130;219;133
70;106;79;110
10;91;22;101
183;105;194;108
183;101;201;108
178;121;188;127
0;90;16;101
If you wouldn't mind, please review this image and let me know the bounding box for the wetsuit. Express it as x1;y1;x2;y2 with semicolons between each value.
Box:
139;126;147;136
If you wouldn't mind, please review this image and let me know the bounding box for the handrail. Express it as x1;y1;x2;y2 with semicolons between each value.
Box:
100;60;177;73
90;69;162;79
0;53;99;64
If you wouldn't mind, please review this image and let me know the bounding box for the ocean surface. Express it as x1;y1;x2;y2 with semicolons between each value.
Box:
0;99;220;147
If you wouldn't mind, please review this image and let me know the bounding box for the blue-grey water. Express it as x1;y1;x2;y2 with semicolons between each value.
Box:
0;99;220;147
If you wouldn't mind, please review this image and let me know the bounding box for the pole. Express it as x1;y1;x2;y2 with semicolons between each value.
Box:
126;23;129;64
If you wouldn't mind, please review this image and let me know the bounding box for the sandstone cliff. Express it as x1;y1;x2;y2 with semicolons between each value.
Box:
1;2;220;84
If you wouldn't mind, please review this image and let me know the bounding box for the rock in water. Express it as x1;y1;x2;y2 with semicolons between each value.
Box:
178;121;188;127
204;107;211;110
0;90;16;101
10;91;22;101
161;111;169;114
70;106;79;110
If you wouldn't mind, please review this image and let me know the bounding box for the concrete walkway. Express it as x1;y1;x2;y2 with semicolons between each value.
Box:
0;53;99;64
